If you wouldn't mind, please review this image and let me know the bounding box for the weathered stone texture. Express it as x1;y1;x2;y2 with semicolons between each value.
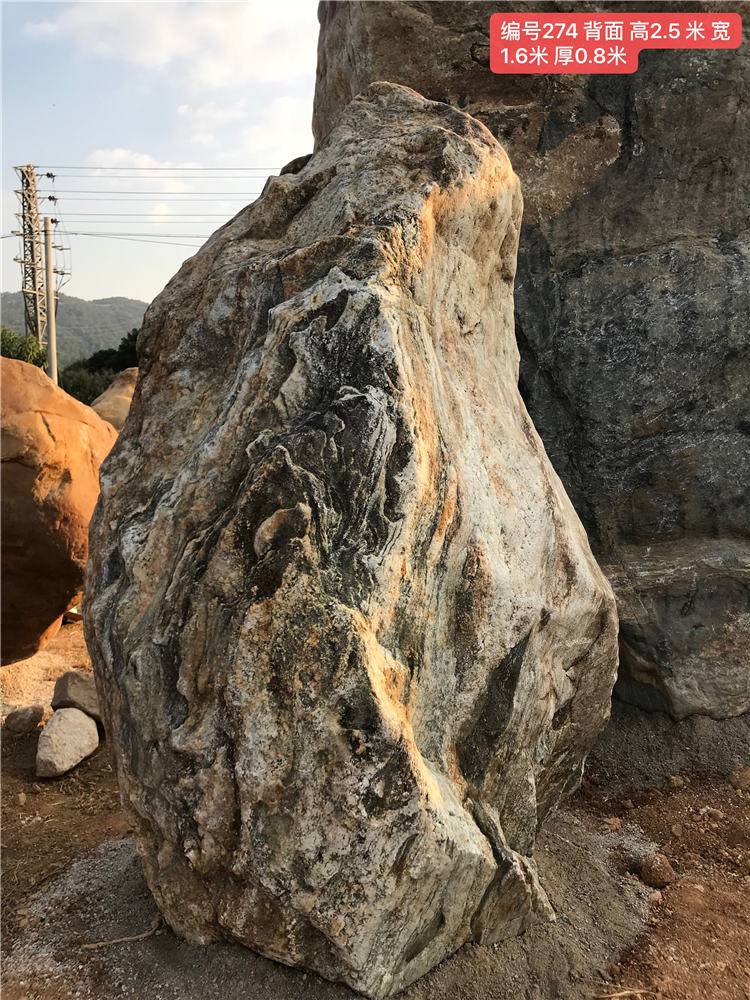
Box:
36;707;99;777
52;669;102;722
86;84;617;996
313;1;750;719
1;359;117;664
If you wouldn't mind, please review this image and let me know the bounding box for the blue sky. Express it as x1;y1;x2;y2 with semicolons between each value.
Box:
2;1;319;303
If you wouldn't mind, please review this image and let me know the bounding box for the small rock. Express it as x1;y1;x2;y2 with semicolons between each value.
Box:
36;708;99;777
17;791;26;805
3;704;44;733
51;670;101;722
669;775;686;789
671;823;684;838
649;890;663;905
729;765;750;792
603;816;623;832
622;799;634;810
637;852;676;889
699;806;724;821
682;883;707;908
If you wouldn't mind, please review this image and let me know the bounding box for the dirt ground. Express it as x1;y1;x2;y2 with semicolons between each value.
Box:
1;621;92;713
2;624;749;999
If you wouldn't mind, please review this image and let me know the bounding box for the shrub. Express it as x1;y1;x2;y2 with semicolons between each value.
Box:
1;326;46;367
59;327;139;404
59;367;115;405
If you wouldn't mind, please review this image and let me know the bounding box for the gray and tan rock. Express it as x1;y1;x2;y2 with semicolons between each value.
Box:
604;541;750;719
3;703;44;733
86;84;618;998
313;1;750;720
36;707;99;777
51;669;101;723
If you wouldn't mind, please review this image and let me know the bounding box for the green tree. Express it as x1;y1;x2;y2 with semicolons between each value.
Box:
59;367;115;405
59;327;139;404
1;325;46;367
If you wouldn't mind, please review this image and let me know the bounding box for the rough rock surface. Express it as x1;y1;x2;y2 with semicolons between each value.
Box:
36;706;99;777
634;853;675;890
312;1;750;720
1;359;117;665
51;669;101;723
3;703;44;733
91;367;138;431
604;542;750;720
86;84;618;997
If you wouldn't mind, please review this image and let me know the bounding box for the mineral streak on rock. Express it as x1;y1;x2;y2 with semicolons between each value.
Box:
312;1;750;721
86;84;618;997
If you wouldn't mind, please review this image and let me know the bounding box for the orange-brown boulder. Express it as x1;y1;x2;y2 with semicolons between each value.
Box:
91;367;138;431
1;359;116;664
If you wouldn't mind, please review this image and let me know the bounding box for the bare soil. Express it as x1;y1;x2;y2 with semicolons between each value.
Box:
1;621;92;713
2;625;749;999
580;773;750;999
1;624;130;948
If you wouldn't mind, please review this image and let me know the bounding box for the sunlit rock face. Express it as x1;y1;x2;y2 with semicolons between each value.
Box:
91;366;138;431
313;1;750;721
86;83;618;998
1;358;116;664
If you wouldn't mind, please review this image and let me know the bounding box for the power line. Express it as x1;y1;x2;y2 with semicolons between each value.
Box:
55;219;226;224
64;230;212;237
58;212;232;217
37;164;281;170
2;231;204;248
37;189;261;195
40;196;254;202
41;173;270;179
63;232;204;248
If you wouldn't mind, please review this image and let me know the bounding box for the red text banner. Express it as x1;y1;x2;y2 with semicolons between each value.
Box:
490;12;743;74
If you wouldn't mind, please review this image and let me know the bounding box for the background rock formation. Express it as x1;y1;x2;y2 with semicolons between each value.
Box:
86;84;617;997
1;359;117;664
312;0;750;721
91;367;138;431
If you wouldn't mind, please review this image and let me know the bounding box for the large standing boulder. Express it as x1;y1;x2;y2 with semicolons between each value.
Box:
312;1;750;720
1;359;117;664
91;367;138;431
86;83;618;997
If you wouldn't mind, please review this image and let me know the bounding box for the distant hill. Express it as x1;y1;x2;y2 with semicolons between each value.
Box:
1;292;148;367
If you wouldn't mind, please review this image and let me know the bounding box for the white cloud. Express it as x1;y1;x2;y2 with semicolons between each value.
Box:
177;100;248;147
81;147;269;218
228;96;314;171
86;149;186;169
84;149;193;192
26;1;318;88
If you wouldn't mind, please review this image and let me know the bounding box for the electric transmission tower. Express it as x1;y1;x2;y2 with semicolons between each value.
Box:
14;164;47;344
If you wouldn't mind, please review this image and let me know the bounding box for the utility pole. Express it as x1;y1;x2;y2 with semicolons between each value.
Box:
44;216;58;384
14;164;47;344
